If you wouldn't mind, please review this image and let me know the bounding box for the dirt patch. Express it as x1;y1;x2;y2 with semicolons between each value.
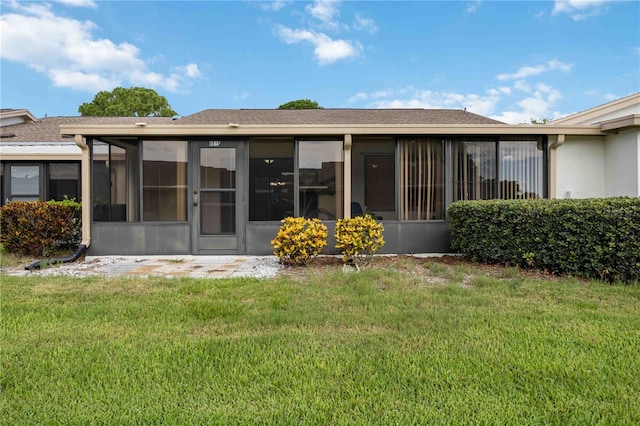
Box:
277;254;564;282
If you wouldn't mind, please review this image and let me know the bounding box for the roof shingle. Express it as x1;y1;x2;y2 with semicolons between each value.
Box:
0;109;504;143
177;108;505;126
0;116;174;142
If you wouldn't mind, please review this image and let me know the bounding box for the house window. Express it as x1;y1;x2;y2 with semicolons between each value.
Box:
498;139;544;199
93;142;136;222
453;138;545;201
143;141;187;221
9;165;41;202
249;138;294;221
351;137;396;220
299;140;343;220
48;163;79;201
399;138;444;220
200;147;236;234
453;140;497;201
248;138;342;221
353;137;544;221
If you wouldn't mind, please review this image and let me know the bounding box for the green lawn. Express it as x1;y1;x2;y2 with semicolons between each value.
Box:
2;259;639;425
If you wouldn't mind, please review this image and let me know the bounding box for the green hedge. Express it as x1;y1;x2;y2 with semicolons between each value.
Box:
448;198;640;282
0;199;82;257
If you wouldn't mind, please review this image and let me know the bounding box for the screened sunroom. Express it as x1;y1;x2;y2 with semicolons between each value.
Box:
61;108;550;255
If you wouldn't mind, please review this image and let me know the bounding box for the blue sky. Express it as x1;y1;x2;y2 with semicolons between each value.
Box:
1;0;638;123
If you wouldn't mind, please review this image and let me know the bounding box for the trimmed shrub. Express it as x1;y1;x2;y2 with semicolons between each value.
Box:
448;198;640;282
0;199;82;257
271;217;328;266
335;214;385;265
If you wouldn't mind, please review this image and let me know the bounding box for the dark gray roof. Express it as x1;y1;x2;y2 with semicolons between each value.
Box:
177;109;505;125
0;109;505;142
0;116;174;142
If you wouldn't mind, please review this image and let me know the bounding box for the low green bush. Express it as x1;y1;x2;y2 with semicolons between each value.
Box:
335;214;385;265
0;199;82;257
271;217;328;266
448;197;640;282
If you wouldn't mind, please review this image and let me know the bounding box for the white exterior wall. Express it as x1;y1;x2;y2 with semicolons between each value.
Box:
555;136;605;198
604;129;640;196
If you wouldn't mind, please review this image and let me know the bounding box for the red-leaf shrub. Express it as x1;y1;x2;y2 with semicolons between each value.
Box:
0;200;82;257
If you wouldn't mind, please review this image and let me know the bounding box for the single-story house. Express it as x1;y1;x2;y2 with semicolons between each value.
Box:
547;93;640;199
2;93;638;256
0;109;82;203
0;112;173;205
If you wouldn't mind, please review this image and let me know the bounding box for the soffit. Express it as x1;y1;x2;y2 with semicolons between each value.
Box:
551;92;640;125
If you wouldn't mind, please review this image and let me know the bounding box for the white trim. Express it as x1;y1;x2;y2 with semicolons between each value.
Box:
600;114;640;132
551;93;640;125
60;123;604;137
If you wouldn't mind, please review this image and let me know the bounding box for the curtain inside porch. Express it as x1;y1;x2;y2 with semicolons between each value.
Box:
399;138;444;220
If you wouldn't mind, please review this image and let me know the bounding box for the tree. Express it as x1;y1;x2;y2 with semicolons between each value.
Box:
528;117;552;124
278;99;323;109
78;87;178;117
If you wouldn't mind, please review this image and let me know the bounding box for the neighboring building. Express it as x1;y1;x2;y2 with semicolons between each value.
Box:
548;92;640;199
0;112;173;205
4;93;638;256
0;110;82;204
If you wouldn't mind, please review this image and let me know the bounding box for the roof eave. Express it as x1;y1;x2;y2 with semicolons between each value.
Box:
599;114;640;132
0;153;81;161
550;92;640;125
0;109;38;123
60;123;605;137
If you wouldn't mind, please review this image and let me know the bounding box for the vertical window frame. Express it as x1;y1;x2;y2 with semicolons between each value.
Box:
7;163;43;202
142;140;188;222
398;137;445;220
47;162;80;202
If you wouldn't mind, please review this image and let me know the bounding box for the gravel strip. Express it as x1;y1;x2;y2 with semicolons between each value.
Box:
2;256;283;279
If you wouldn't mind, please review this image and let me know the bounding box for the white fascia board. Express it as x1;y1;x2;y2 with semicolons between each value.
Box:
60;123;605;137
551;93;640;125
600;114;640;132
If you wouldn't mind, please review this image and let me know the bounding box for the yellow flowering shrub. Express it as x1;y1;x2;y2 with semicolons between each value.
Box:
335;214;385;266
271;217;328;266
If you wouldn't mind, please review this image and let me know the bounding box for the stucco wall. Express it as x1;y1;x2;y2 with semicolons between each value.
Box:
605;129;640;196
555;136;605;198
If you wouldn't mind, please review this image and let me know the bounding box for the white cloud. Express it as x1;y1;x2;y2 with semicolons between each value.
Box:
552;0;610;20
276;25;360;65
260;1;291;12
491;83;563;123
466;1;482;14
54;0;97;7
274;0;373;64
351;88;502;117
233;91;250;102
347;58;574;124
497;60;572;81
353;13;378;34
49;69;118;92
351;84;566;123
181;63;202;79
347;92;369;102
0;2;201;93
585;89;621;102
306;0;341;26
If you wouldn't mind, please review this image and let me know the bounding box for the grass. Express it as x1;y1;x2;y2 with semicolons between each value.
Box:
0;244;33;269
0;244;72;270
2;260;640;425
